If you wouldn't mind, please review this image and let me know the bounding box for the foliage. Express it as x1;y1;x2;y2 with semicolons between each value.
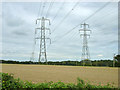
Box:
1;59;117;67
115;55;120;62
0;72;117;89
114;55;120;67
1;54;120;67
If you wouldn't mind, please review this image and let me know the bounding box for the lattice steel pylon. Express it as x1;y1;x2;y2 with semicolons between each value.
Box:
79;23;92;66
36;17;51;64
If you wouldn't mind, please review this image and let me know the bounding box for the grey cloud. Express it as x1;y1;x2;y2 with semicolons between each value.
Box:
7;18;23;27
4;15;24;27
13;30;28;36
2;2;118;61
108;40;118;45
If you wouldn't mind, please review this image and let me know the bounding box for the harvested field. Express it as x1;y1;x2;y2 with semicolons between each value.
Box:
1;64;119;87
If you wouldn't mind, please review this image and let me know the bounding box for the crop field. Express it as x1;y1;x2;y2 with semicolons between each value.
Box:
1;64;119;87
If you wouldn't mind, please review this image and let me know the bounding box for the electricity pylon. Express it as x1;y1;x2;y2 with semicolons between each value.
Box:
79;23;92;66
36;17;51;64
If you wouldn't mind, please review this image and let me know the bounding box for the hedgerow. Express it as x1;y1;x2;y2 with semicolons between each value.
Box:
0;72;117;89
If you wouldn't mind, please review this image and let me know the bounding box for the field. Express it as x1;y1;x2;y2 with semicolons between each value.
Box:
1;64;119;87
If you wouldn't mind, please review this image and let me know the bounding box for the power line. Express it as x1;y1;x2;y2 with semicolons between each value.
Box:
70;32;80;41
37;2;42;18
45;0;54;18
52;1;111;44
67;2;116;41
46;1;64;50
30;1;44;61
63;30;78;41
41;1;47;17
31;0;49;62
52;1;65;23
71;1;112;30
52;1;80;33
89;9;117;27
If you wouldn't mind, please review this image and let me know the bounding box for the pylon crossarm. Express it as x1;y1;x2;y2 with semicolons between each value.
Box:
45;28;51;34
45;28;50;30
45;19;51;25
35;28;41;34
81;23;89;28
79;29;91;31
79;29;84;31
46;38;51;44
86;29;91;30
36;27;41;29
35;37;41;39
80;34;90;37
36;18;42;24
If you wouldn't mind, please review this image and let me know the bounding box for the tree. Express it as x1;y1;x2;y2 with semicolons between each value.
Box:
115;55;120;62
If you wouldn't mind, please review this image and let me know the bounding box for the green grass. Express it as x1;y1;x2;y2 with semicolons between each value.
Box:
0;72;118;89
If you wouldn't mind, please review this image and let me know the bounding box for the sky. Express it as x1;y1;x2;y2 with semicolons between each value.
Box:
1;1;118;62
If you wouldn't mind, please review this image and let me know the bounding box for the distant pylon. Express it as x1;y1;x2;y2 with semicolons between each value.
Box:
36;17;51;64
79;23;92;66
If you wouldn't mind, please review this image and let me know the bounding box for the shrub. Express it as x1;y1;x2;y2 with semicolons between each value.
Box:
1;73;24;89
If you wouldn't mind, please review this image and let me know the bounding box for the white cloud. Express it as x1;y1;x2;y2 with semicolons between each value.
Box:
97;54;103;57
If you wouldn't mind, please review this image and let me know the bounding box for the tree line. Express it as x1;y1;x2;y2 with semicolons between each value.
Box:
1;55;120;67
0;60;116;67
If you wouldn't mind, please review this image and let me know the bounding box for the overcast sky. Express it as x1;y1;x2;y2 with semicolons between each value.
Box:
2;1;118;62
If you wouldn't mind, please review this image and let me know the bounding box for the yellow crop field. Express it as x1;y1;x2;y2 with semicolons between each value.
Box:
1;64;119;87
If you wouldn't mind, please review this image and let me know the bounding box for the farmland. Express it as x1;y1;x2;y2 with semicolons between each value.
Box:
1;64;119;87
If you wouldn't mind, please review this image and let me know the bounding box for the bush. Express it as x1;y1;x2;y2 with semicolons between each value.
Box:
1;73;24;89
0;72;117;89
